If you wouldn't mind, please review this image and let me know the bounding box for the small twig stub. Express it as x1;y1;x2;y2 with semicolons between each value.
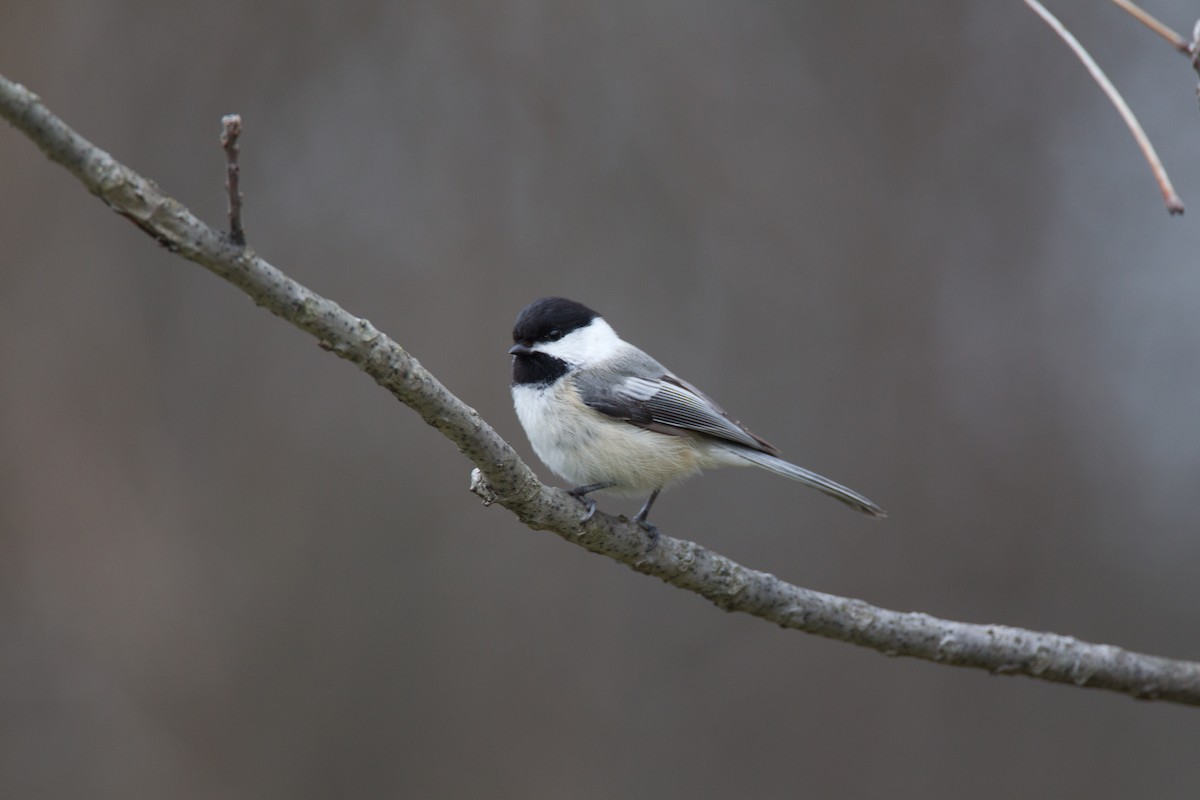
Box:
220;114;245;245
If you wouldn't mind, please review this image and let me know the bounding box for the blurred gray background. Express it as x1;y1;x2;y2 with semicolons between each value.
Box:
3;1;1199;797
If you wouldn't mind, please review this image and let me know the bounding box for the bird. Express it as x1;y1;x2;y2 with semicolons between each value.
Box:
508;297;885;546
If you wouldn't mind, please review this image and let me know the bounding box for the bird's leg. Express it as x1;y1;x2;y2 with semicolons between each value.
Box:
568;482;612;523
633;489;662;550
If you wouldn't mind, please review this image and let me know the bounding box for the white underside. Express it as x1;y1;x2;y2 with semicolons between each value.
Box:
513;379;742;495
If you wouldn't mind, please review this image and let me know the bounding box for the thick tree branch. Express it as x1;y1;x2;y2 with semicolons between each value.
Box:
3;73;1199;706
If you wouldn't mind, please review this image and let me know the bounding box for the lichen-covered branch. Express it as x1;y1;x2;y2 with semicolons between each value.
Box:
3;73;1198;706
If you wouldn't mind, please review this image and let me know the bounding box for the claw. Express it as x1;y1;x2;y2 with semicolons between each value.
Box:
567;483;609;525
578;495;597;523
638;519;660;551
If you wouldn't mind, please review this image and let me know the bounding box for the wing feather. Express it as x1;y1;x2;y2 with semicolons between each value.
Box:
575;357;779;456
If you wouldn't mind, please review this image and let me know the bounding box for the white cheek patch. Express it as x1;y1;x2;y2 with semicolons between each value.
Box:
536;318;622;366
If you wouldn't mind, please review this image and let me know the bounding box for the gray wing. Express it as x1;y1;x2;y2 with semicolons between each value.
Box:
574;350;780;456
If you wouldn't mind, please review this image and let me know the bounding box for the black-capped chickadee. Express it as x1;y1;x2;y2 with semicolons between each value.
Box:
509;297;885;544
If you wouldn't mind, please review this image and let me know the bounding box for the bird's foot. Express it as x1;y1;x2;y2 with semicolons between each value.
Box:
632;488;662;550
567;483;609;523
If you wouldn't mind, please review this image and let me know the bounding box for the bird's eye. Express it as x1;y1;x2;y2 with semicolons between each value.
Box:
546;329;563;341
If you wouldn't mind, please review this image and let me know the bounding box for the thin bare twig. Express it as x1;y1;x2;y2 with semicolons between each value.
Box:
3;73;1200;705
1026;0;1184;215
220;114;245;245
1111;1;1200;107
1111;0;1191;54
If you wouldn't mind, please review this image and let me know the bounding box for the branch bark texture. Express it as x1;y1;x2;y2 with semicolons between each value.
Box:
3;74;1198;706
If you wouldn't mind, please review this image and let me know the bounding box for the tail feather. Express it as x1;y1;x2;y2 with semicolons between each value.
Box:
714;444;887;519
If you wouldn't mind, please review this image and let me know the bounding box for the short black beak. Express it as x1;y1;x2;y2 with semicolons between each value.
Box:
509;343;534;356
